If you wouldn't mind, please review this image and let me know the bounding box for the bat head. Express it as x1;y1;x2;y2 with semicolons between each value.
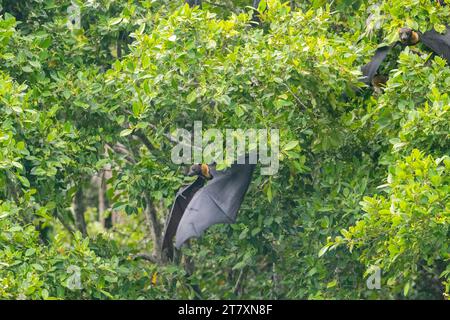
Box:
371;74;388;88
188;163;212;179
399;28;420;45
371;74;389;95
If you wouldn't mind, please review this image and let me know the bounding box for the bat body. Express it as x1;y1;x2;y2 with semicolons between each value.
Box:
161;177;206;260
175;161;255;248
361;44;396;86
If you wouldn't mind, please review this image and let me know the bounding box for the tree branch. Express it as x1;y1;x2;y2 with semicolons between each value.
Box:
73;187;87;237
55;210;75;234
233;267;247;296
105;142;136;163
132;253;160;264
133;129;158;152
143;192;163;259
186;0;202;8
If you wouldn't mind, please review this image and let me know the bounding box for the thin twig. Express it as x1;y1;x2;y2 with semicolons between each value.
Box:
282;82;307;110
233;267;246;296
133;129;158;152
132;253;160;264
143;192;163;259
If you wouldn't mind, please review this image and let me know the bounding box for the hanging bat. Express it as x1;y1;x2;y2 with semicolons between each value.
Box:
398;26;450;63
399;28;420;46
361;25;450;89
361;44;397;87
361;1;449;85
162;160;255;258
175;160;255;248
161;164;211;260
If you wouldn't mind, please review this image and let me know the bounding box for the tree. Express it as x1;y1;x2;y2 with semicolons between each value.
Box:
0;0;448;300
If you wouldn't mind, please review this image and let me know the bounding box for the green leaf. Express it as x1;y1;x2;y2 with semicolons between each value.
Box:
283;140;299;151
110;17;123;26
22;66;33;73
318;245;330;257
41;289;49;299
186;90;197;104
327;280;337;288
11;161;23;170
403;281;411;296
25;248;36;257
17;175;30;188
119;129;133;137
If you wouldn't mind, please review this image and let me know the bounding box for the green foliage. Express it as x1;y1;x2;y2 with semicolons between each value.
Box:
0;0;449;300
327;150;449;298
0;200;174;299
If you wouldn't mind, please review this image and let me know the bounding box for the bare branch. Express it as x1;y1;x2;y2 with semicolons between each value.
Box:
55;210;75;234
133;129;158;152
233;267;246;296
106;142;136;163
73;187;87;237
282;82;307;110
132;253;160;264
143;192;163;259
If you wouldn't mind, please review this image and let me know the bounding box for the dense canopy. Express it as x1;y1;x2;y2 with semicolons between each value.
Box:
0;0;448;299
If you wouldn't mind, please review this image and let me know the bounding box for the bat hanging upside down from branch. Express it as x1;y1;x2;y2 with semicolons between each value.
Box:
162;159;255;260
361;25;450;91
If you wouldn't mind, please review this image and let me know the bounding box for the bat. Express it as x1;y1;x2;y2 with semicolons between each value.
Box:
361;44;397;86
399;28;420;46
420;27;450;63
175;160;255;248
161;176;206;260
162;160;255;258
361;25;450;89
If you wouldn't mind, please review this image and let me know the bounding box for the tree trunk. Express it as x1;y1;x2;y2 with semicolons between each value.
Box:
98;169;112;229
290;0;295;11
183;243;202;299
143;193;162;259
251;0;262;25
73;187;87;237
186;0;202;8
253;0;261;7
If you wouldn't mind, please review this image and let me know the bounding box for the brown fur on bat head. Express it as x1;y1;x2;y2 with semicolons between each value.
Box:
399;28;420;46
188;163;212;179
371;74;388;88
371;74;389;94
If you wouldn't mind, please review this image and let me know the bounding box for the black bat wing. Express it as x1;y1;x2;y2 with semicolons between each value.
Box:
421;27;450;63
175;162;255;248
361;45;395;85
162;177;205;259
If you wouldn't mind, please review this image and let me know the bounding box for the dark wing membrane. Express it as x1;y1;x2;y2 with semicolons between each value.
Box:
175;162;255;248
421;27;450;63
162;177;205;259
361;45;394;85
